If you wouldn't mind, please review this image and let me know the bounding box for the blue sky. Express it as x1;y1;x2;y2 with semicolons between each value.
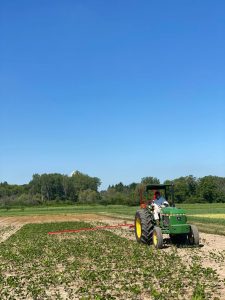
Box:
0;0;225;189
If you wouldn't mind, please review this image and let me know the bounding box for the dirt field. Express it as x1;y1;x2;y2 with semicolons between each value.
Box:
1;214;225;298
0;214;128;243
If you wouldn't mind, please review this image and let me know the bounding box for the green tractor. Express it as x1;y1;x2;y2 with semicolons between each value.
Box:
134;184;199;249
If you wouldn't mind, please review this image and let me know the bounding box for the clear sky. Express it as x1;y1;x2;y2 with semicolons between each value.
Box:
0;0;225;189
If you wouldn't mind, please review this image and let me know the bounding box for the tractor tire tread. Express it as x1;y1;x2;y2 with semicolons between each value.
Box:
135;209;154;244
188;225;199;246
153;226;163;249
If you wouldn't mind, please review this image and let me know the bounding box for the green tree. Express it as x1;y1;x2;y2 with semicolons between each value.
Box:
141;177;160;185
70;171;101;193
78;189;100;204
164;176;199;203
198;176;225;203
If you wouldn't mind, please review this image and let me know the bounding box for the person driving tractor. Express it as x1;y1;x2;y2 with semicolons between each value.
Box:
151;191;169;225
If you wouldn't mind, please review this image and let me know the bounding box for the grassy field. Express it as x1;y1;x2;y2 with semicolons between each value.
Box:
1;203;225;235
179;203;225;215
0;221;221;300
0;205;136;217
1;203;225;216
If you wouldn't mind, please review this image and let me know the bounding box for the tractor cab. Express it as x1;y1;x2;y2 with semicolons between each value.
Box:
139;184;174;209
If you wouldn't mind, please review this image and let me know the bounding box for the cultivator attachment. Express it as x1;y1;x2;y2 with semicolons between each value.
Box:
48;223;134;235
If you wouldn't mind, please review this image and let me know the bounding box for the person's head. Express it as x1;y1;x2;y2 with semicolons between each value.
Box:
155;191;161;199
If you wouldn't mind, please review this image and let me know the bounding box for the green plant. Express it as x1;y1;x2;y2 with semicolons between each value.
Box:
0;221;222;299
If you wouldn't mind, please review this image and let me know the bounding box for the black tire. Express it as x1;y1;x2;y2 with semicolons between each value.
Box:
134;209;154;244
188;225;199;246
170;234;187;245
152;227;163;249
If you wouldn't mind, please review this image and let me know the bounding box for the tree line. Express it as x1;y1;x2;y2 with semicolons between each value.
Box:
0;171;225;208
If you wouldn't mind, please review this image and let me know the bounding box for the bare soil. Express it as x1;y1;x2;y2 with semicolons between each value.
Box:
1;214;225;298
0;214;129;243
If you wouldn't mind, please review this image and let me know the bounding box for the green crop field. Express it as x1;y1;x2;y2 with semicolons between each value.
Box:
1;203;225;235
0;221;223;300
179;203;225;215
1;203;225;216
179;204;225;235
0;205;136;217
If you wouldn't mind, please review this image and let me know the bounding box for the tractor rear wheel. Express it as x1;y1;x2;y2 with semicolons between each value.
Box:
188;225;199;246
134;209;153;244
152;227;163;249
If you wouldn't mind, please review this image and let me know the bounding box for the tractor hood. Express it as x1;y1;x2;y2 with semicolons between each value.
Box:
161;207;186;215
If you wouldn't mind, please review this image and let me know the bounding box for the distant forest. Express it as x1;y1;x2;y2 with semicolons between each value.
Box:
1;171;225;208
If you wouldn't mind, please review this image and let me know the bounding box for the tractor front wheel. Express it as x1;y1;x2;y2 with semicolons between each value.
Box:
134;209;153;244
152;227;163;249
188;225;199;246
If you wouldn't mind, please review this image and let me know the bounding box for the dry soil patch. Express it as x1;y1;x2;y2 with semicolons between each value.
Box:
1;214;225;298
0;214;128;243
